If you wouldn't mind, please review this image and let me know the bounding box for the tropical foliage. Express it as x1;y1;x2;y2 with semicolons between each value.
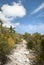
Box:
0;20;22;65
23;32;44;65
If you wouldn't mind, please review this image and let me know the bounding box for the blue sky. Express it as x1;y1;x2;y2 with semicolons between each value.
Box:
0;0;44;34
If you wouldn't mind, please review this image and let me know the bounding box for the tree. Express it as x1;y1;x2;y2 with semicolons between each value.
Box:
9;26;15;33
0;20;3;26
0;20;3;32
0;8;2;11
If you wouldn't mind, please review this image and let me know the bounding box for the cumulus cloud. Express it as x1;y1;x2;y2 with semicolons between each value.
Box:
16;23;44;34
0;11;13;22
0;2;26;27
31;2;44;15
1;2;26;17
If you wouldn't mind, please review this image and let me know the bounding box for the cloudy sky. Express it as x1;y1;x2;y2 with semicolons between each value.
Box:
0;0;44;34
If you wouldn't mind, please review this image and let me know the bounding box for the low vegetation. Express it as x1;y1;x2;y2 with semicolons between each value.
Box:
0;20;44;65
0;20;22;65
23;32;44;65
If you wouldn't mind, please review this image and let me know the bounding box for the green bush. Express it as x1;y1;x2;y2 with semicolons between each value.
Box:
0;37;13;65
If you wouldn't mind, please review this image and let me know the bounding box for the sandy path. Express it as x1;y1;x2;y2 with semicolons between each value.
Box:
6;39;35;65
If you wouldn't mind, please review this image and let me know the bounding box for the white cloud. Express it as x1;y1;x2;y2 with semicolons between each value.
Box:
1;2;26;17
0;11;13;22
0;2;26;27
31;2;44;15
37;14;44;18
16;23;44;34
3;22;20;28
